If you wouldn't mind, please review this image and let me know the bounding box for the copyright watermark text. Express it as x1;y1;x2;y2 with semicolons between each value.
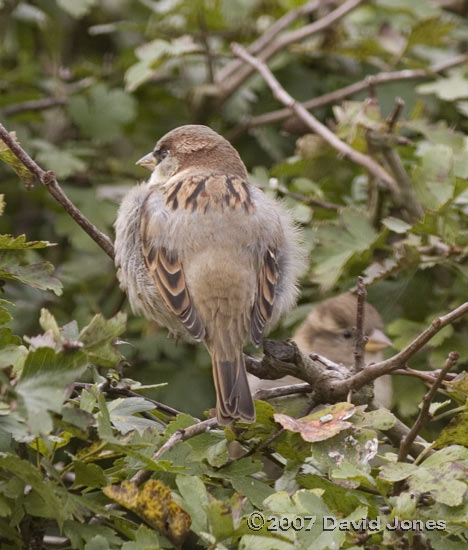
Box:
246;513;446;532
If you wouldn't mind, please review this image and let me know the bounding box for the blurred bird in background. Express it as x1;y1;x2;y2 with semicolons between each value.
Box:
248;292;393;408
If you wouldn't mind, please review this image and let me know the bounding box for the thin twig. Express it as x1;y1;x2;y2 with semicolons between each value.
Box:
3;97;68;117
386;96;404;131
220;0;364;103
393;368;457;383
217;0;326;83
73;381;181;417
378;411;430;460
339;302;468;394
431;404;465;423
131;418;218;486
254;382;311;400
0;122;115;259
397;351;459;463
353;277;367;372
380;143;423;221
198;11;216;84
365;95;423;222
277;183;342;211
231;42;398;192
227;54;468;139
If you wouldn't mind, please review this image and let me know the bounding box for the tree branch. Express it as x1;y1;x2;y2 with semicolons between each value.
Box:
2;97;68;117
353;277;367;372
337;302;468;395
0;122;115;260
227;53;468;139
231;42;398;192
217;0;327;83
397;351;459;463
219;0;364;103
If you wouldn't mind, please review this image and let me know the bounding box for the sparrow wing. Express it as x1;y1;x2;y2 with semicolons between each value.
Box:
251;247;279;346
140;219;205;341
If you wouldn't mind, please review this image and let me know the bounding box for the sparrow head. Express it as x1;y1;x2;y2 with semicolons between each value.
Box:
293;292;391;366
136;125;248;187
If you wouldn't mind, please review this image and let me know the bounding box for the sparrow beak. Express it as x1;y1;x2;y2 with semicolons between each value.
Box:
365;328;392;353
136;152;157;171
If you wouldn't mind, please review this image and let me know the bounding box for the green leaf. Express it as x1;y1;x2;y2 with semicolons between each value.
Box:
34;141;86;179
0;494;11;517
406;446;468;506
417;70;468;101
96;393;116;442
79;312;126;367
382;217;412;234
64;521;121;549
434;412;468;449
16;347;87;435
312;209;379;289
407;18;455;49
107;397;159;435
73;462;107;488
84;535;110;550
0;453;65;526
122;525;161;550
231;477;275;508
57;0;97;18
0;262;62;295
125;37;200;92
0;327;26;370
0;305;12;325
68;84;136;142
0;234;52;249
356;408;396;431
379;462;417;482
176;475;209;534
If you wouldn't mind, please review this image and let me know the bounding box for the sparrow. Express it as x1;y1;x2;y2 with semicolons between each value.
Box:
248;292;393;408
114;125;304;425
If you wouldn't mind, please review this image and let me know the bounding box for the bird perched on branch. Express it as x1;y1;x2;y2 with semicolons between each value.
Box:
114;125;304;425
248;292;393;408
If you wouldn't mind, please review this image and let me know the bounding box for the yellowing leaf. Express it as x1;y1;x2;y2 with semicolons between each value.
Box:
0;132;35;187
103;480;191;546
274;403;356;443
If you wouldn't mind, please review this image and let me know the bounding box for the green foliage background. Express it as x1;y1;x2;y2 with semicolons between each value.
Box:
1;0;468;548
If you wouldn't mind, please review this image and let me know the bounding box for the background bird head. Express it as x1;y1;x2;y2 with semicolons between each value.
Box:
293;292;392;366
135;125;248;187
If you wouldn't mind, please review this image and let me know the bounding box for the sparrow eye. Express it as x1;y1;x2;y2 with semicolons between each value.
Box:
342;329;353;339
153;147;168;161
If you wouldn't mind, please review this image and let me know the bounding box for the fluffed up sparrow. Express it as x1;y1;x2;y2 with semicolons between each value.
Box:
248;292;393;408
114;125;305;424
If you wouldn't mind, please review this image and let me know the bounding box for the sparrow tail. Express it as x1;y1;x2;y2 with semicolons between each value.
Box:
211;350;255;425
